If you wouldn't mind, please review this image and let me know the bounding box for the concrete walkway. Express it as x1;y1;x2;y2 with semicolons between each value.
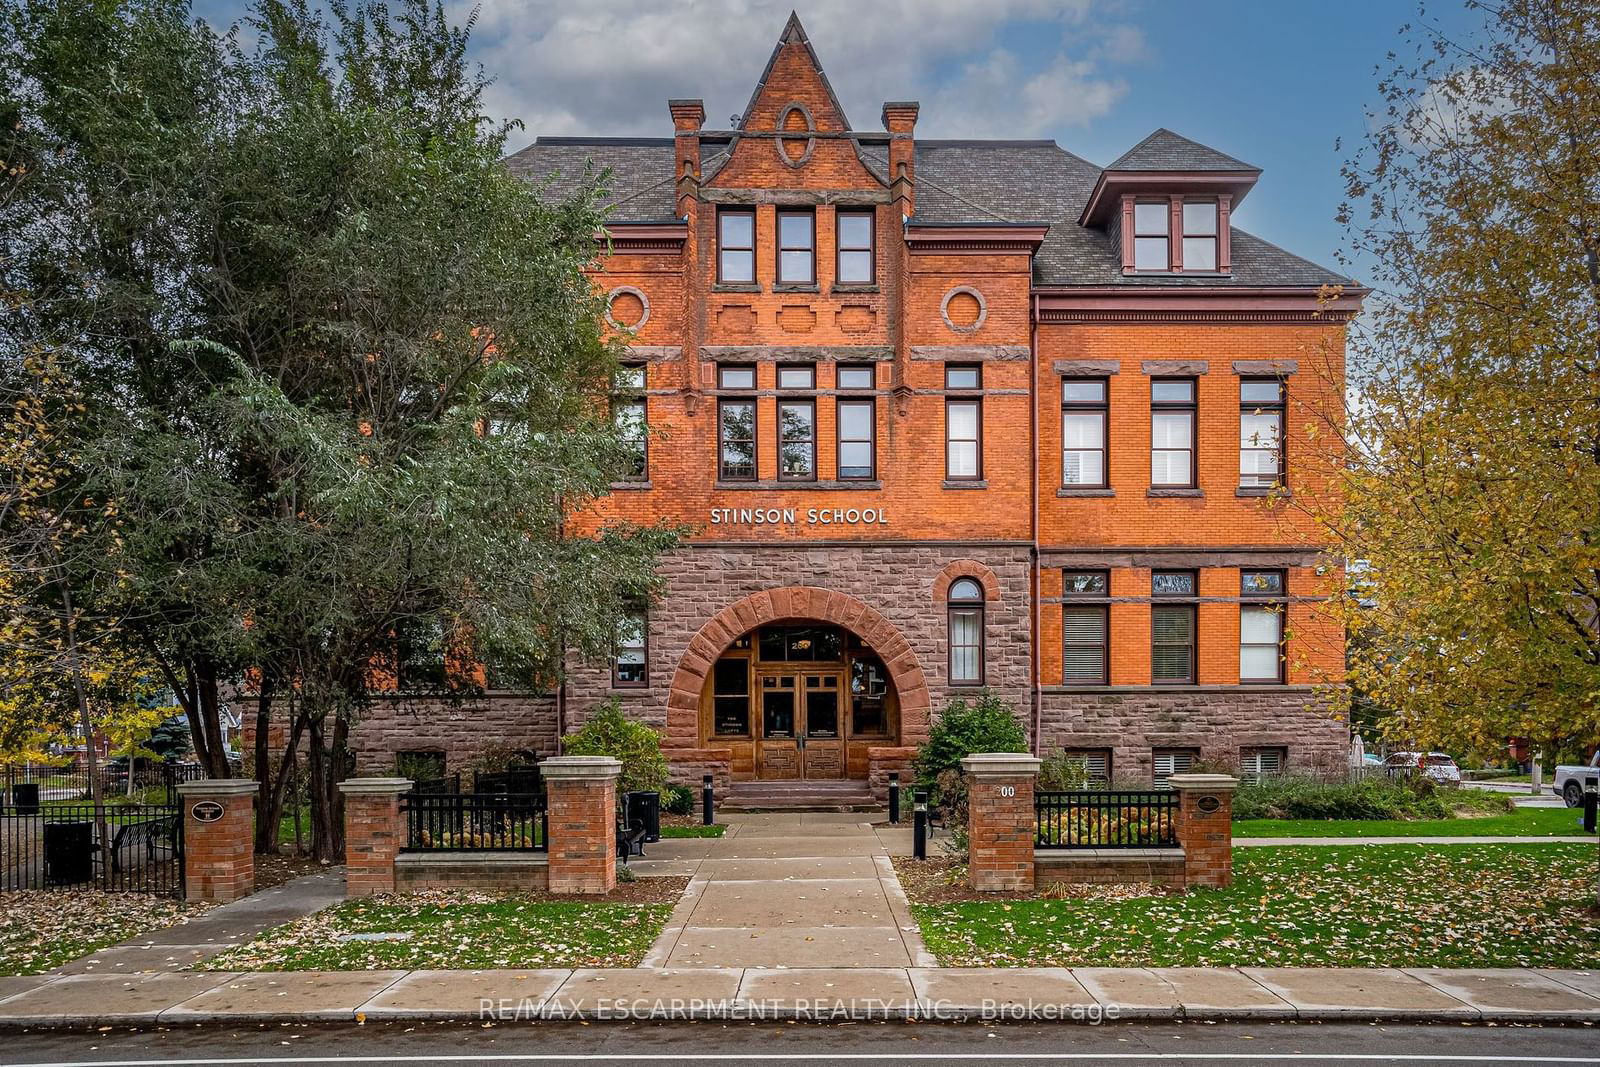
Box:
2;964;1598;1025
637;813;933;969
47;869;344;976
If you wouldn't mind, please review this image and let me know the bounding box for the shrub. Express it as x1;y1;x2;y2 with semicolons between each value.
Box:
661;784;695;816
913;693;1029;785
560;701;668;795
1231;774;1514;821
1038;751;1097;791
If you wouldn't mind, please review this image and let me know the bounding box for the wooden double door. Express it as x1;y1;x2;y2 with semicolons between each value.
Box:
755;669;846;780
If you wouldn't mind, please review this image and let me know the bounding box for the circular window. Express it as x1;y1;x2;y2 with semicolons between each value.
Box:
775;103;817;168
605;287;649;331
940;287;987;333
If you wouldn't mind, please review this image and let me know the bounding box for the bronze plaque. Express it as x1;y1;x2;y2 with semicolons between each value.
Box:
190;800;225;823
1196;795;1221;814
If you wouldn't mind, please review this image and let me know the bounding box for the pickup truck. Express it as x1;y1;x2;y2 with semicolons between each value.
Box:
1553;754;1599;807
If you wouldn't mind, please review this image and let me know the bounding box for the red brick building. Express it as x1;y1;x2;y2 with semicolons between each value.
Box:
351;15;1362;794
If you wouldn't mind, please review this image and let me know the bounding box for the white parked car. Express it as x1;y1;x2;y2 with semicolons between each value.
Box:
1382;751;1463;785
1552;753;1599;808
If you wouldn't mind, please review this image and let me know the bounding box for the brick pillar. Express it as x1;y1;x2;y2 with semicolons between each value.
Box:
540;756;621;896
176;779;259;904
1169;773;1240;889
961;753;1042;892
338;778;412;899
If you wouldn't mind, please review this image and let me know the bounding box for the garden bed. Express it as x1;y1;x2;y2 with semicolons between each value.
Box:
905;843;1600;969
202;879;688;971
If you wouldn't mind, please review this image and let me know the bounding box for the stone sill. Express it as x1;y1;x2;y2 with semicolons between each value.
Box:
831;284;880;294
610;480;652;491
711;283;761;293
773;284;820;294
942;480;988;490
713;480;882;491
1036;848;1184;864
1236;487;1291;498
1148;488;1204;498
1057;487;1114;497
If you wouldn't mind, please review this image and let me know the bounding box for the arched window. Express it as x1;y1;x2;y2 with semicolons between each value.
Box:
947;578;985;686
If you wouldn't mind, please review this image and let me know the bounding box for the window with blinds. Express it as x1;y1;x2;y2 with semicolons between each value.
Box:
1239;746;1286;783
1062;748;1112;788
1062;607;1109;684
1152;748;1197;788
1151;604;1195;683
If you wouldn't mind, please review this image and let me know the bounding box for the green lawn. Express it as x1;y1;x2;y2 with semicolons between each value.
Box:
1;892;209;976
911;843;1600;969
204;891;675;970
660;823;726;838
1234;806;1594;838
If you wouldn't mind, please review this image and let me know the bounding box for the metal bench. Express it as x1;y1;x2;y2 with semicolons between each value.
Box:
616;817;647;863
93;814;179;874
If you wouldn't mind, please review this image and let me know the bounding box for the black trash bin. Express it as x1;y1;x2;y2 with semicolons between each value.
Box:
626;791;661;843
44;821;94;886
12;783;40;816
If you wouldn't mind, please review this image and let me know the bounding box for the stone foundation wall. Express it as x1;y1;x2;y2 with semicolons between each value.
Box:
395;853;549;893
1035;850;1186;888
567;542;1035;737
1038;687;1347;783
867;746;917;802
664;747;733;793
348;693;560;776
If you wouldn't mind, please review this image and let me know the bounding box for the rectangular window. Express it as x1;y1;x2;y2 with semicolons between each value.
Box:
1151;378;1196;487
712;657;751;736
1241;569;1287;683
718;399;756;481
718;363;756;390
945;400;981;480
613;364;647;481
1062;569;1109;685
777;363;815;390
1182;201;1219;271
1239;746;1286;784
948;604;984;685
837;398;875;480
1152;747;1197;789
945;363;982;390
837;363;875;390
1151;569;1197;684
777;209;815;285
613;606;647;688
836;208;875;284
1061;748;1113;788
718;208;755;284
1061;378;1108;487
1134;201;1169;271
1240;379;1285;489
777;399;816;481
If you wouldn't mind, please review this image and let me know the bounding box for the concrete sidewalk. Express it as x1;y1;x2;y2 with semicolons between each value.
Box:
1;965;1597;1025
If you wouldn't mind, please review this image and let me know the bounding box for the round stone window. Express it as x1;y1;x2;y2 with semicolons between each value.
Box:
605;287;650;332
775;103;817;168
941;286;987;333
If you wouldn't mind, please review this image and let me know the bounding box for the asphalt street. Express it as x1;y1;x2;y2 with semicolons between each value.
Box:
2;1020;1598;1066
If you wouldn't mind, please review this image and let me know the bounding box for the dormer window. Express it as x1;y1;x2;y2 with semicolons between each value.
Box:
1133;202;1170;271
1120;195;1230;275
1182;201;1218;271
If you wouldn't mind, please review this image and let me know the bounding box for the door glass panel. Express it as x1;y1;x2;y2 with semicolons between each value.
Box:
712;657;750;736
761;676;796;738
850;656;889;735
805;681;839;739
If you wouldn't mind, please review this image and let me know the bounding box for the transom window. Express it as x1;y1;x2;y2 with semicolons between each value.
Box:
1240;379;1286;489
837;364;875;390
777;209;815;285
1062;570;1109;685
945;363;982;390
777;363;815;390
836;209;875;284
757;625;844;662
718;363;756;390
718;209;755;284
1151;378;1196;488
1061;378;1108;487
948;578;985;685
1182;201;1219;271
1133;201;1170;271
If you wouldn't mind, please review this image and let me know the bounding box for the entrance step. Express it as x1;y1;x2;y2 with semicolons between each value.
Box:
721;780;880;813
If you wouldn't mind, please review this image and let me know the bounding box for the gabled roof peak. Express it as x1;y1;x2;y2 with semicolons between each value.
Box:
1109;128;1259;173
738;11;851;131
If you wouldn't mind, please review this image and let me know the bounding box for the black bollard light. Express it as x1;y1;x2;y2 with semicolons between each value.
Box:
912;793;928;860
1584;783;1597;834
702;774;714;826
888;772;900;825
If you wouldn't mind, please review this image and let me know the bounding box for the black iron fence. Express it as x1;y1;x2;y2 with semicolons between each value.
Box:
402;792;547;851
2;762;203;810
1035;790;1179;849
1;801;184;895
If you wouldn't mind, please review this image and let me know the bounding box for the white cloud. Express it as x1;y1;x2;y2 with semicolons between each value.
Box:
455;0;1142;145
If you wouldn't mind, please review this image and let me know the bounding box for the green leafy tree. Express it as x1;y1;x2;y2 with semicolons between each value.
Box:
913;693;1030;785
1301;0;1600;756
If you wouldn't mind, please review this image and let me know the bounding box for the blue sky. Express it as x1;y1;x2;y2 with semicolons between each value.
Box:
195;0;1483;281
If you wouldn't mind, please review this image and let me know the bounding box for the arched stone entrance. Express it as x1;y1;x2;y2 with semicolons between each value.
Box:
665;586;931;779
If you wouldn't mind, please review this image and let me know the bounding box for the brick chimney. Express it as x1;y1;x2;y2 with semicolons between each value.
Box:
669;98;705;216
881;101;919;217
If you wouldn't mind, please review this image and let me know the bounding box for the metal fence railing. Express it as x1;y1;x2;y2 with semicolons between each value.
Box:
402;792;547;852
0;801;184;895
1035;790;1179;849
2;762;204;810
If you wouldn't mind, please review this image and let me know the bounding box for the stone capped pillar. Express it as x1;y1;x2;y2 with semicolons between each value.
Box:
1169;773;1240;889
176;779;259;904
338;778;412;898
961;752;1042;892
540;756;621;895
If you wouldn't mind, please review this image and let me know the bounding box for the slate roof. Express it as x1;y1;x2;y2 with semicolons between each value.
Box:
1108;128;1259;173
503;134;1353;289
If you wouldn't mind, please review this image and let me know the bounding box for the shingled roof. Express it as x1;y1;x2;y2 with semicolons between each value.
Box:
502;134;1351;289
1108;128;1259;173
